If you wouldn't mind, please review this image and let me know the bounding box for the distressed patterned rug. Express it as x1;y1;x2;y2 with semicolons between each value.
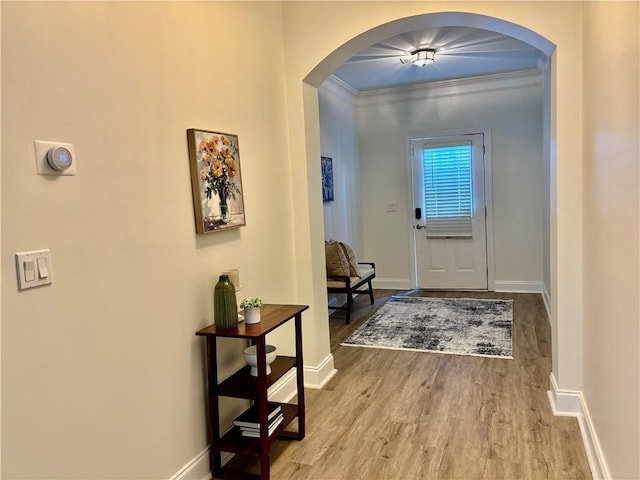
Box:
342;296;513;358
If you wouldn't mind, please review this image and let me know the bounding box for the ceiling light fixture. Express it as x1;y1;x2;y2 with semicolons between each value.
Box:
400;48;436;67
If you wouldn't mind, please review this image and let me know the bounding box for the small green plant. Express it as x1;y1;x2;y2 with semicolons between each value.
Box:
240;297;264;309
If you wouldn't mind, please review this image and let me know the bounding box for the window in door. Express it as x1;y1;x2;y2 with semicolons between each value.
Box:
423;141;473;238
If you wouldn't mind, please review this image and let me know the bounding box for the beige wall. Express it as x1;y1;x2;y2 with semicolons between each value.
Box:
1;2;299;478
582;3;640;478
2;1;638;479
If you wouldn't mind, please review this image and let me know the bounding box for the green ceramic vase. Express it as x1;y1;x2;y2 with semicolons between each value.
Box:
214;275;238;329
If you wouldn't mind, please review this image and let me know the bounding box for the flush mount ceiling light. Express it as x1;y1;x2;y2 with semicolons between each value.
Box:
400;48;436;67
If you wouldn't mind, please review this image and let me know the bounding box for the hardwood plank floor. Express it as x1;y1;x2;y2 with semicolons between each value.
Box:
223;290;591;479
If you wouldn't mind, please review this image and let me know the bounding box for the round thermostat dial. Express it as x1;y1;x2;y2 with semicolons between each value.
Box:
47;146;73;171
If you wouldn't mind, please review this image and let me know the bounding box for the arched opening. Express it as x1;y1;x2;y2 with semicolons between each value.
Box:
305;12;555;86
298;11;562;385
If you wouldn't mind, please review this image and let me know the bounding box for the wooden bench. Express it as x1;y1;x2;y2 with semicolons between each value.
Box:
327;262;376;324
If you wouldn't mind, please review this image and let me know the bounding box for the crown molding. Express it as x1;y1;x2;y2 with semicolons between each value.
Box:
320;74;358;100
356;69;542;106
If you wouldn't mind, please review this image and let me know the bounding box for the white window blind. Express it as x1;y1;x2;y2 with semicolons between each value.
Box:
423;141;473;238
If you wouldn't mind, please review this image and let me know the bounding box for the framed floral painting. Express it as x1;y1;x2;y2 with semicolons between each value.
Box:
187;129;246;233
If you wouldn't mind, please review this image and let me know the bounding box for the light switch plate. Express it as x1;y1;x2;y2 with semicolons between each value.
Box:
16;249;53;290
34;140;77;175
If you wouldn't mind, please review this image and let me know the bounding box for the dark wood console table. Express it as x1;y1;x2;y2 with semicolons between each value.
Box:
195;304;308;480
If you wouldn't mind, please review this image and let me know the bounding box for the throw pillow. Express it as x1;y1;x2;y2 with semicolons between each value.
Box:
338;242;362;277
325;240;350;277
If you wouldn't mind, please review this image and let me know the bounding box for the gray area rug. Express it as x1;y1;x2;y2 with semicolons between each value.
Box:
342;296;513;358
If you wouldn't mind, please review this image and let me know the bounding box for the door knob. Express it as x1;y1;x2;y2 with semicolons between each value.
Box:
415;224;426;230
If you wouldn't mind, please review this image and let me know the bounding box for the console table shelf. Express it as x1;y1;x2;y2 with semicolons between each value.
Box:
195;304;308;480
218;356;296;399
216;403;299;456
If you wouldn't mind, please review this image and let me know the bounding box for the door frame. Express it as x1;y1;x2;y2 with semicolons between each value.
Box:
406;127;495;290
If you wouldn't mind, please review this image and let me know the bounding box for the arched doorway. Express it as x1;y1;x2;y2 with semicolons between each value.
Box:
294;10;571;393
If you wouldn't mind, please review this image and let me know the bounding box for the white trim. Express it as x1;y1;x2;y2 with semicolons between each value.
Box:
578;399;611;480
406;136;418;288
304;353;338;389
357;69;542;106
265;354;338;401
541;282;552;323
170;448;234;480
373;277;413;290
267;368;298;403
483;131;495;291
547;373;582;415
493;280;543;293
169;447;212;480
321;74;358;100
547;374;611;480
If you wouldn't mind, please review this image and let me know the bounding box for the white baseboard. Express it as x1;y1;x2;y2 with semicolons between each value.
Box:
547;373;582;415
171;355;337;479
493;280;543;293
169;447;212;480
170;446;233;480
372;277;413;290
541;283;551;323
304;353;338;389
547;373;610;480
268;353;337;399
268;368;298;402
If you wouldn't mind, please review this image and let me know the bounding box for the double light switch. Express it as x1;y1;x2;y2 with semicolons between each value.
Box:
16;249;52;290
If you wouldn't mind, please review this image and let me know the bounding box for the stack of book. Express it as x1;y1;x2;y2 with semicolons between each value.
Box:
233;403;283;438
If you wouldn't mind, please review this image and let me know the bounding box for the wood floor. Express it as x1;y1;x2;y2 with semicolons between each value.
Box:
224;290;592;479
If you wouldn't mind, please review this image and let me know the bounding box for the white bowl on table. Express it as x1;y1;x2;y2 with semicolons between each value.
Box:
243;345;277;376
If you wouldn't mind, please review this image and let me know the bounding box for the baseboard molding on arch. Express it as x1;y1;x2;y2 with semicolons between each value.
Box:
268;353;337;401
547;373;611;480
304;353;338;389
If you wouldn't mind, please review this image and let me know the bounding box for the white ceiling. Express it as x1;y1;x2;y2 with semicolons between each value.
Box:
332;26;545;91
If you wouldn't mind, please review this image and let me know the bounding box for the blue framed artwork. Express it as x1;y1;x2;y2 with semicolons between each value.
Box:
321;156;334;202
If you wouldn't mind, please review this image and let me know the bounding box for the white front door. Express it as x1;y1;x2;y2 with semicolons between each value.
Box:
411;134;487;289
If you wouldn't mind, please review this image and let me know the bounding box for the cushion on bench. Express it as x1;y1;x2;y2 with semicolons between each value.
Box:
325;240;364;277
325;240;350;277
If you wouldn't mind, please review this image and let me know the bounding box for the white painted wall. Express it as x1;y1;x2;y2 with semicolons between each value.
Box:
581;3;640;478
319;77;362;253
355;71;543;289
